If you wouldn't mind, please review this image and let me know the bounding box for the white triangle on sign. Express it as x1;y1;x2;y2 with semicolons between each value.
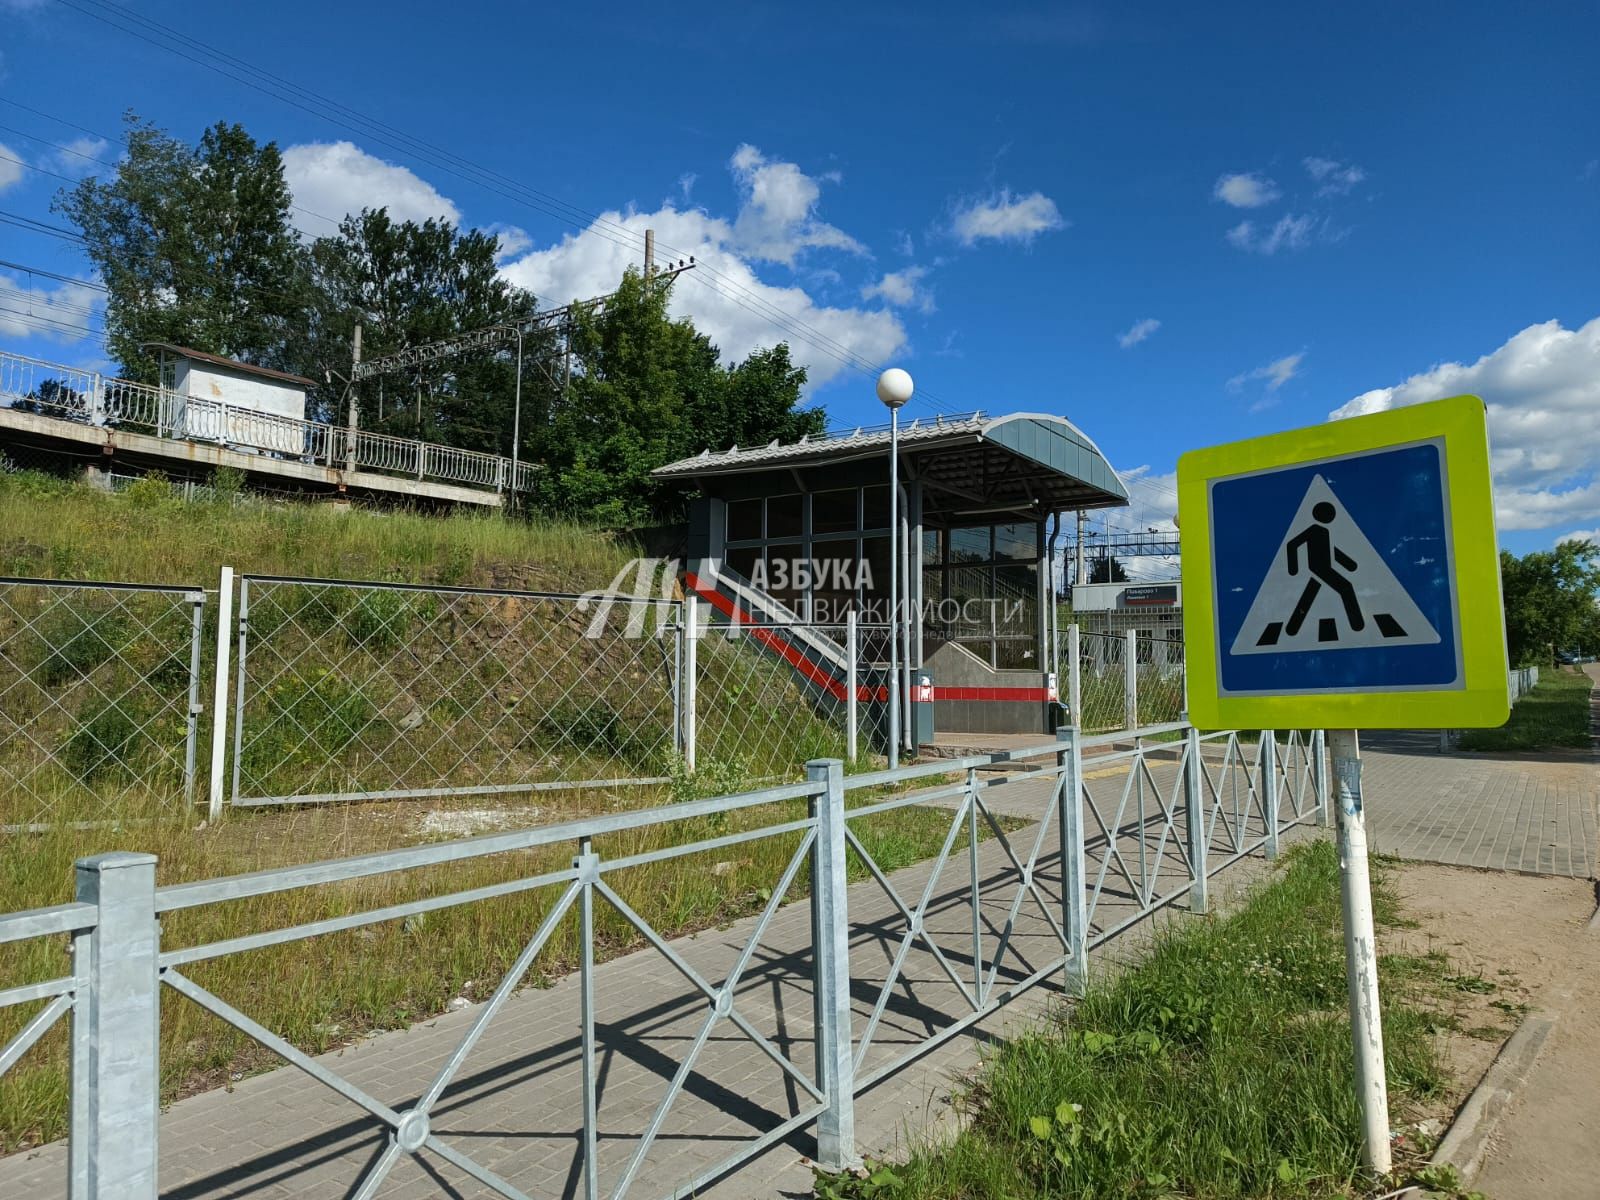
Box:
1229;474;1440;656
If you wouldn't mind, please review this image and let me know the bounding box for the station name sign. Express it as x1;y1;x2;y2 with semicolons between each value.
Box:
1122;584;1178;608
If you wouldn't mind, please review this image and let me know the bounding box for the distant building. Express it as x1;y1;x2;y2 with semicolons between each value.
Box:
146;343;317;454
1071;579;1184;668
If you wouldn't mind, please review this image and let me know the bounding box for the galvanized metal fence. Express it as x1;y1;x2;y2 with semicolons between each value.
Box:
690;607;892;776
0;722;1326;1199
0;578;204;830
229;575;682;807
1062;624;1187;734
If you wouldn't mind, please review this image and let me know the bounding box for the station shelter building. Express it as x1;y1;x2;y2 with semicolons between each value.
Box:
652;412;1128;741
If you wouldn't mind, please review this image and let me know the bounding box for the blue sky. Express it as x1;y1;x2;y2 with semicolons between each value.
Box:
1;1;1596;563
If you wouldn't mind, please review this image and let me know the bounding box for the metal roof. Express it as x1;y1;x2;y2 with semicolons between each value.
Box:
653;411;1129;515
143;344;319;389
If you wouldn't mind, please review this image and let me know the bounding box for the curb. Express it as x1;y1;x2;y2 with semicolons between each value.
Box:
1431;1010;1557;1184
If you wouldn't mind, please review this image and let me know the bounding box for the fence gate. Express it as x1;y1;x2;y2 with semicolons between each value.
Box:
229;576;680;807
0;577;205;829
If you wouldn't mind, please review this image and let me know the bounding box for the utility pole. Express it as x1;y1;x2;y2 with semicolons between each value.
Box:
347;324;361;473
644;228;655;286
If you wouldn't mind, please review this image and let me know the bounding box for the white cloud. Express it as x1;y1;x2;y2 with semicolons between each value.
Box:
0;142;24;193
1559;529;1599;547
0;271;103;342
1105;466;1181;580
501;204;905;392
894;230;915;257
1226;213;1315;254
1213;172;1280;208
46;136;109;179
1228;352;1304;399
951;190;1066;246
1118;317;1160;349
1303;156;1366;196
486;224;531;263
1332;317;1600;532
861;265;933;313
282;141;461;237
727;143;865;265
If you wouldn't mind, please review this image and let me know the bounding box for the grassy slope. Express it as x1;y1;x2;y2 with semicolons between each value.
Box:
833;842;1458;1199
0;470;635;592
1458;666;1593;752
0;473;980;1151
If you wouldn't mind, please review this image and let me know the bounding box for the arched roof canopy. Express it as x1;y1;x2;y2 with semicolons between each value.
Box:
652;411;1129;522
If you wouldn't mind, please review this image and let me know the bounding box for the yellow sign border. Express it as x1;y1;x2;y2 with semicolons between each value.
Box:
1179;394;1508;730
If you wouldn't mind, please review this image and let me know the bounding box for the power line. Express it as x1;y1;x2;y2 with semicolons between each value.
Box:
47;0;964;415
0;109;344;231
0;210;86;243
0;259;107;290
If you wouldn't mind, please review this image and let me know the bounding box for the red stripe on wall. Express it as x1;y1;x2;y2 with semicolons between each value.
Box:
932;686;1054;702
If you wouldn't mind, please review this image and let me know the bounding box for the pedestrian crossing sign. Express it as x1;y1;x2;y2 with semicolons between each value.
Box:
1178;394;1508;730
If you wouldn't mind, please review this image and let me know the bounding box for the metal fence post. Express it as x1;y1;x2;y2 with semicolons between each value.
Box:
1066;623;1081;731
228;579;250;807
1056;727;1087;993
682;595;698;772
807;758;856;1170
1123;628;1138;731
1314;729;1330;827
845;611;858;763
1184;723;1207;913
1261;730;1279;860
74;852;160;1200
182;591;206;806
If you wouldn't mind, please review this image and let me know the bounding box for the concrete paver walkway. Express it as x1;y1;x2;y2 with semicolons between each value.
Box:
1359;670;1599;878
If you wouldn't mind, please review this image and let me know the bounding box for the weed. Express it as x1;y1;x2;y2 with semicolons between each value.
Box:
820;842;1456;1199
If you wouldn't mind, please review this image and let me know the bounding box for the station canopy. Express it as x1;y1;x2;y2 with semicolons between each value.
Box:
653;411;1129;520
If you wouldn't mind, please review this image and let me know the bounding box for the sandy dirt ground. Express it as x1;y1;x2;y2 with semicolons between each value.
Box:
1386;860;1599;1197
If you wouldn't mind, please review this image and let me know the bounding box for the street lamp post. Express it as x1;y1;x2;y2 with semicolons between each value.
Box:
876;368;914;769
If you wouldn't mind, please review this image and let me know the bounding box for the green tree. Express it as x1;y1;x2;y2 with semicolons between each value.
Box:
301;209;547;450
56;114;309;383
1499;539;1600;665
533;269;820;525
1089;555;1130;584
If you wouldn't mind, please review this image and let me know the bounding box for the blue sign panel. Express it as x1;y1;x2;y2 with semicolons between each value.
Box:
1208;439;1463;696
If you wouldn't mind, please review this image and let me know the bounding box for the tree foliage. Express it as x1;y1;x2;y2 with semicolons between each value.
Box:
532;269;821;525
57;116;824;527
57;115;308;383
1089;555;1130;584
302;209;546;448
1499;540;1600;665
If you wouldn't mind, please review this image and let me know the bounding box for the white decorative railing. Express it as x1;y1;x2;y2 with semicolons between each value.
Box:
0;349;536;495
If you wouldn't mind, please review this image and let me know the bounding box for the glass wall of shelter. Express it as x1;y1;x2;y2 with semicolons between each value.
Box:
720;483;1043;669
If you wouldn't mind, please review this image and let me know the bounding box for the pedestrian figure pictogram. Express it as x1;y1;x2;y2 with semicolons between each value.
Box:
1229;474;1439;657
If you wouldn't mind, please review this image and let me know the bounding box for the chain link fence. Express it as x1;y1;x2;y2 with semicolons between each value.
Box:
693;617;882;780
1063;626;1187;734
0;578;204;829
230;577;681;807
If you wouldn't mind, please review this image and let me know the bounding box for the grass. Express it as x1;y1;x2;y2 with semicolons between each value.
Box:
1458;665;1594;752
0;778;1000;1153
0;469;961;1149
817;842;1464;1200
0;468;635;591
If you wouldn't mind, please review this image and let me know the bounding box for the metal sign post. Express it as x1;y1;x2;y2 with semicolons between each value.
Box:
1329;728;1389;1175
1179;394;1507;1177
